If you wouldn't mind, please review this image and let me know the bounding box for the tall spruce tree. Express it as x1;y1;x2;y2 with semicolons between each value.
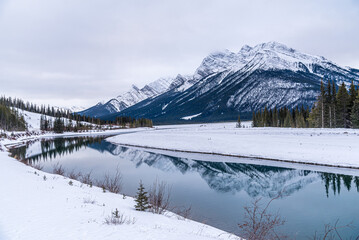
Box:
348;80;358;127
326;81;332;128
283;110;292;127
319;80;326;128
272;106;278;127
351;92;359;128
331;81;337;128
336;83;350;128
252;112;257;127
53;117;65;133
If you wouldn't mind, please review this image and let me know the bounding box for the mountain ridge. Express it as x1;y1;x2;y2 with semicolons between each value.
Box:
80;41;359;123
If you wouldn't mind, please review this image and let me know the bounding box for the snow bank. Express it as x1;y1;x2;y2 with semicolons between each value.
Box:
181;113;202;120
0;144;239;240
108;122;359;169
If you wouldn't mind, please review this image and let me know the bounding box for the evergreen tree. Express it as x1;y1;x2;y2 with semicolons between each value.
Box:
236;115;241;128
263;106;269;127
336;83;350;128
0;104;26;131
135;181;149;211
326;81;332;128
252;112;257;127
283;110;293;127
296;110;306;128
272;106;278;127
348;80;357;127
351;92;359;128
331;81;337;127
53;117;65;133
349;80;357;108
319;80;326;128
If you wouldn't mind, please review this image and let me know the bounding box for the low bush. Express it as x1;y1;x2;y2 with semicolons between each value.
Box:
52;163;65;175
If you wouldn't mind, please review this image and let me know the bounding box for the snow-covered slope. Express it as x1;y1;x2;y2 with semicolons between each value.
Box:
15;109;95;131
107;42;359;123
0;143;240;240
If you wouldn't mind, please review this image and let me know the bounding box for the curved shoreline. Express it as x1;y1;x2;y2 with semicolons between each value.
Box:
112;142;359;170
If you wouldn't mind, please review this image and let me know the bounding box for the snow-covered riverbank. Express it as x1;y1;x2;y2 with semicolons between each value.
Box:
108;122;359;169
0;131;240;240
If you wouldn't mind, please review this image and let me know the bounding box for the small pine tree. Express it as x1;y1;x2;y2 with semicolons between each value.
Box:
135;180;149;211
236;115;241;128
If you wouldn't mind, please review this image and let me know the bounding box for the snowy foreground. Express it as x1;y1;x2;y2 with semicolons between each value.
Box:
108;122;359;169
0;131;239;240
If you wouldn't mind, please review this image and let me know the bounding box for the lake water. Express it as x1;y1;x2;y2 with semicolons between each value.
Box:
9;135;359;239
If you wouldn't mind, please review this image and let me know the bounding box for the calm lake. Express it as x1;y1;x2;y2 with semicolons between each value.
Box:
9;135;359;239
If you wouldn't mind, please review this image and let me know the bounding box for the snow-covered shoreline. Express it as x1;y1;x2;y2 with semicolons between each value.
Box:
2;128;151;149
0;129;240;240
107;122;359;169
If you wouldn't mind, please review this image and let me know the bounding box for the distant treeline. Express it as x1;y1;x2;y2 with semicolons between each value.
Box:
252;80;359;128
0;95;153;133
252;106;310;128
40;115;153;133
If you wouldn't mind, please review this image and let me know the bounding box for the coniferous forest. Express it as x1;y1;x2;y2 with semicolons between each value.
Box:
252;80;359;128
0;103;26;131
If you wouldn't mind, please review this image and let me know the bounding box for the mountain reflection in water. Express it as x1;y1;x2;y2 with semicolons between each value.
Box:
10;136;359;199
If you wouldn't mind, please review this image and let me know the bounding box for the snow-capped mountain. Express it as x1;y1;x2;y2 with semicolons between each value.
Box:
78;77;173;118
54;106;86;113
103;41;359;123
81;41;359;122
195;42;356;77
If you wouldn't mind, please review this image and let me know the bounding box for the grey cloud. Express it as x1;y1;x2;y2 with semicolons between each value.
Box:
0;0;358;107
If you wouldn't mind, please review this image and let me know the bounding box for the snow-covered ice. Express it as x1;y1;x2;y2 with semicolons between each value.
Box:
108;122;359;169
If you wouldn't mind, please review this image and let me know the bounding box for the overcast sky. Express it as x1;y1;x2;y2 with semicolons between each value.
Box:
1;0;359;108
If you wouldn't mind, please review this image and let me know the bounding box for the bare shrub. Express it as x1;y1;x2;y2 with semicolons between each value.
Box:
173;206;192;220
67;170;81;180
28;161;44;170
238;195;286;240
312;220;355;240
52;163;65;175
80;171;93;186
126;217;137;225
104;209;136;225
83;197;96;204
97;167;123;194
148;179;172;214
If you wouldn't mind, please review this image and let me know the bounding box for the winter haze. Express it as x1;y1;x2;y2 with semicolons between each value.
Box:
1;0;359;108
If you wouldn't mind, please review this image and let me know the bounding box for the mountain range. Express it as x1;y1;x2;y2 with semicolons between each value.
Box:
79;41;359;123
